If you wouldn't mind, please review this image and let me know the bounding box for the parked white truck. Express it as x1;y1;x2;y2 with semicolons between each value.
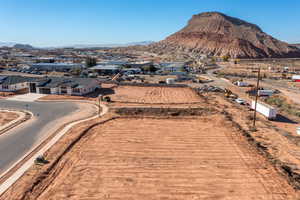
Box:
292;75;300;82
297;127;300;135
236;81;249;87
258;90;274;97
251;100;277;120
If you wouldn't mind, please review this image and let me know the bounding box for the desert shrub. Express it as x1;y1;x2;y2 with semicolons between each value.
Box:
265;95;300;118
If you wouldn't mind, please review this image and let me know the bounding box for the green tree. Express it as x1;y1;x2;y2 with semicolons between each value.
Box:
179;66;186;72
211;57;216;62
142;65;157;73
222;55;230;62
85;57;97;68
70;68;82;76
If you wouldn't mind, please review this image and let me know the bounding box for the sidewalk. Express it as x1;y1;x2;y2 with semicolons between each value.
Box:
0;104;108;196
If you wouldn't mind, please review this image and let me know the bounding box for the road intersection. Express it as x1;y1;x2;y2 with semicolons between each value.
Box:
0;98;96;176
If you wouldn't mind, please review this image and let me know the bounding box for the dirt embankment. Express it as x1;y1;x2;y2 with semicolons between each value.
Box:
210;94;300;191
114;107;217;117
0;111;19;126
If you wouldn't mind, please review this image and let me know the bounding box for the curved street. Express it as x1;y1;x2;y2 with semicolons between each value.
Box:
0;99;97;176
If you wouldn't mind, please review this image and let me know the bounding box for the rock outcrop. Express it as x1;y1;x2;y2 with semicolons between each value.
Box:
151;12;300;58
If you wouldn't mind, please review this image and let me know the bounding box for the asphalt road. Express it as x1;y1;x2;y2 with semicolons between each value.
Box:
206;65;230;87
206;65;300;105
0;100;83;175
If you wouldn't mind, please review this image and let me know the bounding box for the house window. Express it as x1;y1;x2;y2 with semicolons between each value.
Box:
72;88;81;93
2;85;9;89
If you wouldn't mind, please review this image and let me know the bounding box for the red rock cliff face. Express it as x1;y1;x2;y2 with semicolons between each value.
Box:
152;12;300;58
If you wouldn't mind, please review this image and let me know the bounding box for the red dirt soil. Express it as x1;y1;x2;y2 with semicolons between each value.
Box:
110;86;201;104
29;117;294;200
0;111;19;126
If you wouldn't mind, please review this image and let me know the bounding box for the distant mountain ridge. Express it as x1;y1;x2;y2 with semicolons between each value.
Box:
0;42;18;47
0;42;34;49
0;41;155;49
149;12;300;58
51;41;155;49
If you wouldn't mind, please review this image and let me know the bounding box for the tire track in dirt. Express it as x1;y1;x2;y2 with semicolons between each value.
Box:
24;116;296;200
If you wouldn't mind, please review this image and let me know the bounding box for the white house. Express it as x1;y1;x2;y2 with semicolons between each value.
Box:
34;77;100;95
0;75;101;96
0;76;34;92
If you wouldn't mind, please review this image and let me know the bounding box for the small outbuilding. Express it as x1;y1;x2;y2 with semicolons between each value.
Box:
292;75;300;82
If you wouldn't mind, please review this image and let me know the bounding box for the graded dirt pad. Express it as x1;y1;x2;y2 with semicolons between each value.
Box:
21;116;294;200
0;111;19;126
110;86;202;104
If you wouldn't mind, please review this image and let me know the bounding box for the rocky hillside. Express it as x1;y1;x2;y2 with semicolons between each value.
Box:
150;12;300;58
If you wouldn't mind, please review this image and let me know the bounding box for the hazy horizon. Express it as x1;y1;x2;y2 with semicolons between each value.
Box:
0;0;299;47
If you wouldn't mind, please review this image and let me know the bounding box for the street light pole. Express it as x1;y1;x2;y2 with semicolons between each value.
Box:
253;67;261;128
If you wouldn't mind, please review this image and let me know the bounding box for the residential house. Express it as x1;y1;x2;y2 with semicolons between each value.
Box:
30;63;84;72
90;65;121;75
160;62;186;72
0;76;34;92
0;75;100;96
35;77;100;95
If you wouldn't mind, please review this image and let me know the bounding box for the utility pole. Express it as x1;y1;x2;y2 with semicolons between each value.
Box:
98;95;102;117
253;67;261;128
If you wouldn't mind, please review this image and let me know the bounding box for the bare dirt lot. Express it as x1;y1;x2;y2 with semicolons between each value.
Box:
11;116;294;200
2;85;300;199
0;111;19;126
110;86;201;104
0;92;15;98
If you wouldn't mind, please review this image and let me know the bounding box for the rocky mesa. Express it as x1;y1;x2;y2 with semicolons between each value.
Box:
150;12;300;58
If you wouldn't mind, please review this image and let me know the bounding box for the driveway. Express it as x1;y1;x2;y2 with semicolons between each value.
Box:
5;93;46;102
0;99;96;175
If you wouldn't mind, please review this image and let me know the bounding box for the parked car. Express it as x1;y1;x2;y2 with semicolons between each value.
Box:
235;98;245;105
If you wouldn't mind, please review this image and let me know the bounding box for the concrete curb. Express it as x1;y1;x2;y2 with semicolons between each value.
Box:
0;103;108;196
0;109;33;136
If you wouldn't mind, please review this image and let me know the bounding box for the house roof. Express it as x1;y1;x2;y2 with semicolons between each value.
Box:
0;75;98;89
38;77;98;89
160;62;186;67
90;65;121;70
0;75;37;85
31;63;84;68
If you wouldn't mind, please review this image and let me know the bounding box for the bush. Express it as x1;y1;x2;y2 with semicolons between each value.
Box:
222;55;230;62
85;57;97;68
142;65;157;73
265;96;300;117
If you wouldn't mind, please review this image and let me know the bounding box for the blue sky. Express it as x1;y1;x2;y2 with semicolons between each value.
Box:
0;0;299;47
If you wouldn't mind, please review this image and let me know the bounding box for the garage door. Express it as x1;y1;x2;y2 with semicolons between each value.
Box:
39;88;51;94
